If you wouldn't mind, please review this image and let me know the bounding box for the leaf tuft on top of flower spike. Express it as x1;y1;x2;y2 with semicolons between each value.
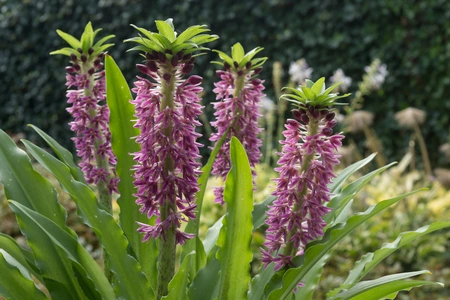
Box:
281;77;351;110
212;42;267;72
125;18;219;60
50;22;115;59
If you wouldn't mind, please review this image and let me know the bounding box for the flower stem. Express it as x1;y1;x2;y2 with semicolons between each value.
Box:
156;66;177;300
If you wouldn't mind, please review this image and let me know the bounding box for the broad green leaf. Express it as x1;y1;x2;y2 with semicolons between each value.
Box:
231;42;245;62
0;130;72;230
49;47;79;57
182;115;239;272
174;25;210;45
203;215;224;255
0;250;48;300
329;153;376;193
253;195;276;230
265;189;425;300
305;79;314;88
29;125;86;184
213;50;234;67
322;82;342;97
294;253;331;300
172;42;197;54
239;47;264;67
125;33;165;53
333;221;450;295
105;55;157;287
311;77;325;95
163;252;195;300
22;140;154;300
0;130;86;298
81;22;94;52
301;86;315;100
189;251;221;300
0;233;42;283
93;34;116;49
329;271;441;300
190;34;218;45
9;201;116;300
156;19;176;42
216;137;254;300
152;33;172;49
203;195;275;259
91;43;115;58
325;162;396;225
248;264;276;300
55;29;80;49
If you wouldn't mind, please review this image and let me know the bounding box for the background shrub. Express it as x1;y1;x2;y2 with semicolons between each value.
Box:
1;0;449;166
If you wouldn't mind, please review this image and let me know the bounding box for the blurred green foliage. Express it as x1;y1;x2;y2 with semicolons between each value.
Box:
1;0;449;164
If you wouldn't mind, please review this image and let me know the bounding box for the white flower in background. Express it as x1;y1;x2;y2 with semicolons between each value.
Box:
260;96;276;115
364;59;388;90
289;58;313;85
330;68;352;92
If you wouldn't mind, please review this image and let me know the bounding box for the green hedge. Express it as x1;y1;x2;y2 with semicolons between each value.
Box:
1;0;449;166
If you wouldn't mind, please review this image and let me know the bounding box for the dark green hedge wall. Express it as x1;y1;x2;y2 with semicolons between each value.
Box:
1;0;449;166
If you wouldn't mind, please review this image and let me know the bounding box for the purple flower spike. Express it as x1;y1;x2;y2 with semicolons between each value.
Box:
131;71;203;245
210;43;266;204
53;23;118;194
262;108;344;270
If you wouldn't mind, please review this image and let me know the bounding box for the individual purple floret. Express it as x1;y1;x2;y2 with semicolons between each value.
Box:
131;61;204;245
262;106;344;271
210;44;266;204
65;55;118;194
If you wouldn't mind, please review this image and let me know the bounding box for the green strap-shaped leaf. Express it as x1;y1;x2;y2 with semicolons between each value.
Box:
189;250;221;300
329;153;376;193
0;250;48;300
182;116;239;273
326;221;450;298
105;55;158;288
55;29;81;49
29;125;86;184
216;137;254;300
0;233;42;283
203;194;275;257
0;130;87;299
163;252;195;300
265;189;425;300
248;264;276;300
9;201;116;300
231;43;245;61
0;129;73;232
325;162;396;225
329;271;442;300
21;140;153;300
156;19;176;42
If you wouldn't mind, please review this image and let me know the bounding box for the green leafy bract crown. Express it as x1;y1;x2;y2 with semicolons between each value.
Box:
281;77;351;110
125;18;219;58
50;22;114;58
212;42;267;71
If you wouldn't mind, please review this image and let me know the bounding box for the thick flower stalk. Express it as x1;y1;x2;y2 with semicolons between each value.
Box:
51;23;118;210
126;19;218;299
262;78;350;271
210;43;267;204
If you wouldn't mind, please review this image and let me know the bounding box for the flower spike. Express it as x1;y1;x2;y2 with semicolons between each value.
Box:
262;78;350;271
51;22;118;198
210;42;266;204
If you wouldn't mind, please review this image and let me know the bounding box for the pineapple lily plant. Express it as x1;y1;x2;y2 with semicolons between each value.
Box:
0;20;448;300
